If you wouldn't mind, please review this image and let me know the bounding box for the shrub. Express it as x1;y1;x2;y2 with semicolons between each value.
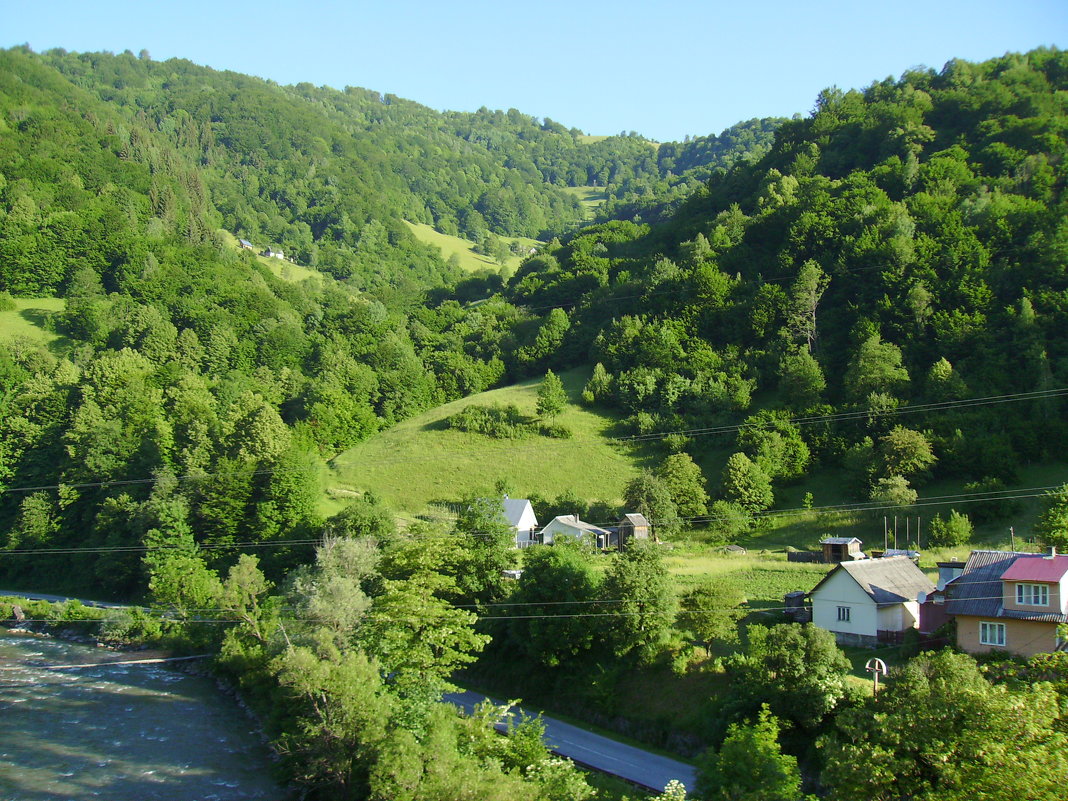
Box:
928;509;973;547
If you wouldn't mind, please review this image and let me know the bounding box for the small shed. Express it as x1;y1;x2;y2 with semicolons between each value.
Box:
821;537;864;564
617;513;651;549
238;238;254;250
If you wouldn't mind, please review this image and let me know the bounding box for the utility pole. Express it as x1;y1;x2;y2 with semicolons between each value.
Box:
1010;526;1016;551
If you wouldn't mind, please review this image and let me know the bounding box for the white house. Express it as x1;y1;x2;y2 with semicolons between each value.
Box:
501;497;538;549
808;556;935;646
539;514;612;548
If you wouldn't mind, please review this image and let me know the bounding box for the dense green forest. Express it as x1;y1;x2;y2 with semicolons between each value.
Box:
2;43;1068;800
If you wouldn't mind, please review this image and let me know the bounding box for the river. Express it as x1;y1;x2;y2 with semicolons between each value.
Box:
0;630;286;800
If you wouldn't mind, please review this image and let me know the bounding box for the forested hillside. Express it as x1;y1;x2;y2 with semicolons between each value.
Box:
2;45;1067;595
489;47;1068;538
3;41;1068;801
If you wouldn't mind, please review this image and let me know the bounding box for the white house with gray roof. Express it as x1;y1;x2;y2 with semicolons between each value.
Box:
540;514;612;548
500;497;538;548
808;556;935;646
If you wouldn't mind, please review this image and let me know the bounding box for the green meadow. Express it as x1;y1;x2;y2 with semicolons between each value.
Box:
562;185;608;219
403;221;541;273
0;297;67;350
327;367;643;520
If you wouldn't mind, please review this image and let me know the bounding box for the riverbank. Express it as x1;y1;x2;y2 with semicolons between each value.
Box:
0;630;289;800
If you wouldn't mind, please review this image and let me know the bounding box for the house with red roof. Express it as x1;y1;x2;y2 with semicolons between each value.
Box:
944;549;1068;657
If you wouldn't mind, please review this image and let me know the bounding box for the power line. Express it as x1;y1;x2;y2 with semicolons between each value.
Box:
3;385;1065;496
0;481;1062;557
617;387;1068;443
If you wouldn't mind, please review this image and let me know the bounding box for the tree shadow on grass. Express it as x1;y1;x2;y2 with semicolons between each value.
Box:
14;308;72;355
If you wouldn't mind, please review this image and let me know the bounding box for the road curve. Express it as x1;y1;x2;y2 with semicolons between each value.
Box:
445;690;696;794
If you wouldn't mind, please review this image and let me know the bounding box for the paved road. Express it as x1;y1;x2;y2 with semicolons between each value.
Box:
446;690;696;793
4;590;696;791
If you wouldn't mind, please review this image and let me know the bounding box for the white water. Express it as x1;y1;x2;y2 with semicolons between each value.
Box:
0;631;286;800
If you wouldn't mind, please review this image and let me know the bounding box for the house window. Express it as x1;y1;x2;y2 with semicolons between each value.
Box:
980;621;1006;647
837;606;850;622
1016;583;1049;606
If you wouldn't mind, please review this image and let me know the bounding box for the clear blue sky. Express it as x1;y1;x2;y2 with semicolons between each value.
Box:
3;0;1065;142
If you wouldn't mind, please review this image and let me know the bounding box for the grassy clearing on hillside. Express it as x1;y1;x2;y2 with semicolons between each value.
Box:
327;367;643;519
217;230;328;283
0;297;67;350
561;185;608;219
403;221;540;273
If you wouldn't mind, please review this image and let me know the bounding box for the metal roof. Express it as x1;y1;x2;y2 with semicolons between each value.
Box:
621;513;650;527
810;555;934;606
821;537;862;545
501;497;535;528
944;550;1068;623
544;514;611;536
1000;554;1068;583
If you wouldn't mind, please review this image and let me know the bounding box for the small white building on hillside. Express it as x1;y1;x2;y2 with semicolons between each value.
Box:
501;497;538;548
808;556;935;646
540;514;611;548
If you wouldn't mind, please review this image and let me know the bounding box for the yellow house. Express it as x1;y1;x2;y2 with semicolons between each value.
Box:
945;550;1068;657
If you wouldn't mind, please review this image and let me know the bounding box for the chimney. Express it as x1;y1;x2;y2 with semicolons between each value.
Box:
1046;546;1057;560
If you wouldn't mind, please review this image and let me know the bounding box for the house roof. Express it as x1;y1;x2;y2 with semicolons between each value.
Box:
545;514;610;536
945;550;1068;623
810;556;934;606
501;497;535;528
1000;554;1068;583
620;513;649;527
821;537;861;545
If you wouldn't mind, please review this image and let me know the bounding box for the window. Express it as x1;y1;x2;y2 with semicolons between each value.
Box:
1016;583;1049;606
837;606;850;622
980;621;1006;647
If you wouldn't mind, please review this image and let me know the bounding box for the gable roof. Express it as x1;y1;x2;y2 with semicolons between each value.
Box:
821;537;861;545
544;514;610;536
1000;553;1068;583
810;556;934;606
946;550;1068;622
501;497;536;528
620;513;649;527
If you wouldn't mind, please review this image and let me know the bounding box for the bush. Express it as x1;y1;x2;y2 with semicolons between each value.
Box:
927;509;973;546
447;403;531;439
539;423;573;439
0;291;16;311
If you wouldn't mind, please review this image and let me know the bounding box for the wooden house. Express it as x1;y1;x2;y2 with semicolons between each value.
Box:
616;513;651;549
